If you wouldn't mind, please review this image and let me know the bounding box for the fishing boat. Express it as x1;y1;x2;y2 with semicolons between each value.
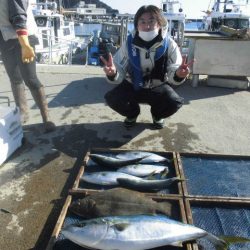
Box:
204;0;250;31
162;0;186;47
31;1;87;64
86;19;129;66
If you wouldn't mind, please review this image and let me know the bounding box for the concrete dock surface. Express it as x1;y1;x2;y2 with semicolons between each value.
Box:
0;64;250;250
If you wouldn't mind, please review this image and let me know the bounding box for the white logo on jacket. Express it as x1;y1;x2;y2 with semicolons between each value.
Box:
132;45;137;57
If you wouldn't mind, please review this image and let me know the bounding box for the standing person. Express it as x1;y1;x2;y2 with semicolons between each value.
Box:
101;5;193;129
0;0;55;132
50;0;58;13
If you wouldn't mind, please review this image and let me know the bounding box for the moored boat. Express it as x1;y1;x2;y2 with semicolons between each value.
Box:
204;0;250;31
162;0;186;47
86;19;129;66
31;1;86;64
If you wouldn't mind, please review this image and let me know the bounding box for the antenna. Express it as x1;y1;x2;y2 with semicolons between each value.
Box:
207;0;213;10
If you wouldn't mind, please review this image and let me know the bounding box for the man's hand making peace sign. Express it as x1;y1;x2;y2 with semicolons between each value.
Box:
100;53;117;77
175;55;195;79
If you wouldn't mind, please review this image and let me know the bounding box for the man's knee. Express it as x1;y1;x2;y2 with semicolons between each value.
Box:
24;78;42;90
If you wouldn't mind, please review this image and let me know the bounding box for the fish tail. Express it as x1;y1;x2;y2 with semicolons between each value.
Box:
205;233;227;250
175;176;186;182
218;236;250;250
159;168;169;178
206;233;250;250
147;171;157;179
165;158;173;163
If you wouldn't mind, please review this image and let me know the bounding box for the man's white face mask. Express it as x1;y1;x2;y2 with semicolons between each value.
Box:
139;28;159;42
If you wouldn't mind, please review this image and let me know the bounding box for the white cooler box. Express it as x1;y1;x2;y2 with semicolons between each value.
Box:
0;106;23;165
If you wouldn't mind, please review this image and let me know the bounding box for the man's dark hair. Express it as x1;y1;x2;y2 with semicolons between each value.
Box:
134;5;167;30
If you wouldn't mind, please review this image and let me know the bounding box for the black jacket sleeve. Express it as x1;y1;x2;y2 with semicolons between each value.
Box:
8;0;28;30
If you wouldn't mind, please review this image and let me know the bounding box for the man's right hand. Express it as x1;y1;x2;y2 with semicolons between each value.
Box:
100;53;117;77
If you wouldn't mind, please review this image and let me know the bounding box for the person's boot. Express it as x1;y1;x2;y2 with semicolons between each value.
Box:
11;82;29;124
30;86;56;133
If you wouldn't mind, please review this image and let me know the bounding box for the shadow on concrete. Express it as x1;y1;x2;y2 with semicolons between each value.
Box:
2;112;207;188
3;120;149;181
48;77;110;108
45;77;245;109
177;80;242;104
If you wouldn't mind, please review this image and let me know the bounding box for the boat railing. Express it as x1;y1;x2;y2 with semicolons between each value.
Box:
36;31;89;65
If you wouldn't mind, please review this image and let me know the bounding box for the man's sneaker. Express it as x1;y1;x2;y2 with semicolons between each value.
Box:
152;116;165;129
124;117;137;128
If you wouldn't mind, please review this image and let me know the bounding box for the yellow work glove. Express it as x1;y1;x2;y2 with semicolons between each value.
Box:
17;35;35;63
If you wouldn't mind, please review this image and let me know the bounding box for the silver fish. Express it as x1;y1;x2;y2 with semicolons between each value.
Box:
81;171;141;186
117;176;183;191
115;151;170;164
89;154;147;168
117;164;168;177
61;214;247;250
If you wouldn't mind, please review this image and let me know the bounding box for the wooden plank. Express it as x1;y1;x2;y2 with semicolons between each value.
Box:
173;151;184;196
69;188;183;198
176;151;250;159
185;194;250;202
175;152;188;197
46;195;72;250
187;196;250;203
71;150;90;189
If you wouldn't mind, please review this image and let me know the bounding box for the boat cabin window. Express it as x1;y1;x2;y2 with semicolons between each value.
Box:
239;19;249;28
162;4;167;12
63;28;71;36
35;17;47;27
223;18;249;29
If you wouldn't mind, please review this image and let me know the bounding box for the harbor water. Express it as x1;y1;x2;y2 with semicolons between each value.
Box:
185;20;204;31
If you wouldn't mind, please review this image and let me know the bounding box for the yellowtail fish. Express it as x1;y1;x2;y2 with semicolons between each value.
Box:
81;171;141;186
117;176;183;191
115;151;171;164
117;164;168;177
61;214;250;250
89;154;147;168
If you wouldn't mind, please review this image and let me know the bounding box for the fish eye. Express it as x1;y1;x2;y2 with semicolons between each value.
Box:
76;222;86;227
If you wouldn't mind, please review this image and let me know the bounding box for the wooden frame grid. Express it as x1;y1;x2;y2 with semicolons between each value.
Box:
175;152;250;201
47;149;250;250
47;148;192;249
